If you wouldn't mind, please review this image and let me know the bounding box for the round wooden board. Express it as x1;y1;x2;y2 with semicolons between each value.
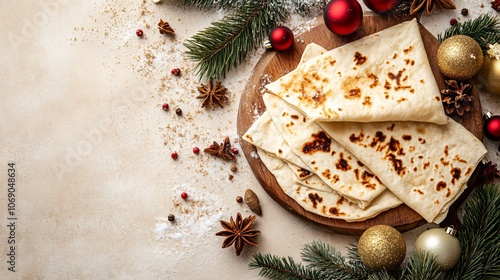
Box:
237;14;483;236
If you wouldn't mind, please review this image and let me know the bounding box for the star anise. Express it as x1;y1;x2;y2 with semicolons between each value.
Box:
158;19;175;35
196;81;228;110
492;0;500;11
482;160;500;183
441;80;473;116
410;0;456;15
215;212;260;256
204;136;236;161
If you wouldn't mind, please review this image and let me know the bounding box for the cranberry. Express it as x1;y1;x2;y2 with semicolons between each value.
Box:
450;18;458;25
171;151;178;160
181;192;188;199
136;29;144;37
193;147;200;154
162;103;169;111
231;147;239;154
171;68;181;76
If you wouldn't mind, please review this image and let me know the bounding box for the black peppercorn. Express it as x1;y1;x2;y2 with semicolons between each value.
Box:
461;8;468;16
236;196;243;203
168;214;175;221
175;108;182;116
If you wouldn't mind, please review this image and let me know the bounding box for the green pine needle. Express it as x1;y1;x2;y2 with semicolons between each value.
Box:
183;0;241;10
301;241;367;280
401;250;440;280
183;0;288;81
444;184;500;280
249;253;321;280
438;14;500;53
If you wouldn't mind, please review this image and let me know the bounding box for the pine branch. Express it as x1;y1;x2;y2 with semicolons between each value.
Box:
249;253;321;280
289;0;327;16
182;0;241;10
401;250;441;280
444;184;500;280
301;241;368;280
183;0;288;81
437;14;500;53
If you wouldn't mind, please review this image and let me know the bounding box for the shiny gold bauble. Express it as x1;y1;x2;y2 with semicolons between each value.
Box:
437;35;484;80
415;227;461;271
477;56;500;95
358;225;406;271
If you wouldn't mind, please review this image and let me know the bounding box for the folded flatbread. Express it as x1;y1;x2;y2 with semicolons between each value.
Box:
319;119;487;223
258;148;403;222
265;19;448;124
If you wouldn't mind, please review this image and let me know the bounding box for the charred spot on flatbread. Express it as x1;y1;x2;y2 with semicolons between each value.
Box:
353;51;367;65
302;131;331;154
350;132;365;144
436;181;446;191
308;193;323;209
370;131;387;147
335;152;352;171
450;167;461;184
403;45;414;54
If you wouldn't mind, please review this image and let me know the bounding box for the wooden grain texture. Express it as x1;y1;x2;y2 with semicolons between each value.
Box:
237;15;483;236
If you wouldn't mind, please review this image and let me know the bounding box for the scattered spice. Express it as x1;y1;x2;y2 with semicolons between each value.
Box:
441;80;473;116
244;189;262;216
136;29;144;37
409;0;456;15
236;196;243;203
204;136;236;161
181;192;188;200
215;212;260;256
193;147;200;154
231;147;239;155
450;18;458;25
230;164;237;172
158;19;175;35
175;108;182;116
168;214;175;221
461;8;468;15
171;68;181;76
162;103;169;111
228;174;234;180
196;81;229;110
171;151;179;160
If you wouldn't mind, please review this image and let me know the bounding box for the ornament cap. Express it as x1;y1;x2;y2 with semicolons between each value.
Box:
263;40;273;50
484;110;493;120
445;226;458;236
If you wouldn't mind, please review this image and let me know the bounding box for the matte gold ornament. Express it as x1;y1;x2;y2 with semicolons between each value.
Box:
358;225;406;271
437;35;483;80
415;226;461;271
477;43;500;95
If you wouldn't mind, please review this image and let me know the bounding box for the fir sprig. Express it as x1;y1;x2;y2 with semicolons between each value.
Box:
183;0;288;81
438;14;500;53
249;253;321;280
249;184;500;279
183;0;241;10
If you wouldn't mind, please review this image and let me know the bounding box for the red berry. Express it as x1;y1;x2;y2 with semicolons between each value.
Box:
136;29;143;37
162;103;169;111
231;147;239;154
171;151;178;160
450;18;458;25
171;68;181;76
193;147;200;154
181;192;188;199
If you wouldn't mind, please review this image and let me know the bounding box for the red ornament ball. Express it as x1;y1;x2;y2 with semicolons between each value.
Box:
269;26;294;51
324;0;363;35
484;113;500;141
362;0;400;13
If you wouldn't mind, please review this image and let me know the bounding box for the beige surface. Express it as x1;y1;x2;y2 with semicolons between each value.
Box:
0;1;498;279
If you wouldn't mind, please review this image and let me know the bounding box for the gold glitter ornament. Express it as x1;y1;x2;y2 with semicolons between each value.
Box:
415;226;461;271
358;225;406;271
437;35;483;80
477;43;500;95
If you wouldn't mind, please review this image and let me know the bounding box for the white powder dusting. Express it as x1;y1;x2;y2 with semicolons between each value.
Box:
154;183;227;241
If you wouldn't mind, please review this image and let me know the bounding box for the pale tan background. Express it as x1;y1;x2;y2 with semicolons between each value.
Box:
1;0;499;279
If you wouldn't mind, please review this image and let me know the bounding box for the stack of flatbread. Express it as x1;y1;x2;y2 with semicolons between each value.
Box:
243;20;487;224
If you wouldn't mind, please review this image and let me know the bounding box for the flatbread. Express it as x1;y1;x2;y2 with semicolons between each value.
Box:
319;119;487;223
257;148;402;222
264;93;393;209
265;19;448;124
